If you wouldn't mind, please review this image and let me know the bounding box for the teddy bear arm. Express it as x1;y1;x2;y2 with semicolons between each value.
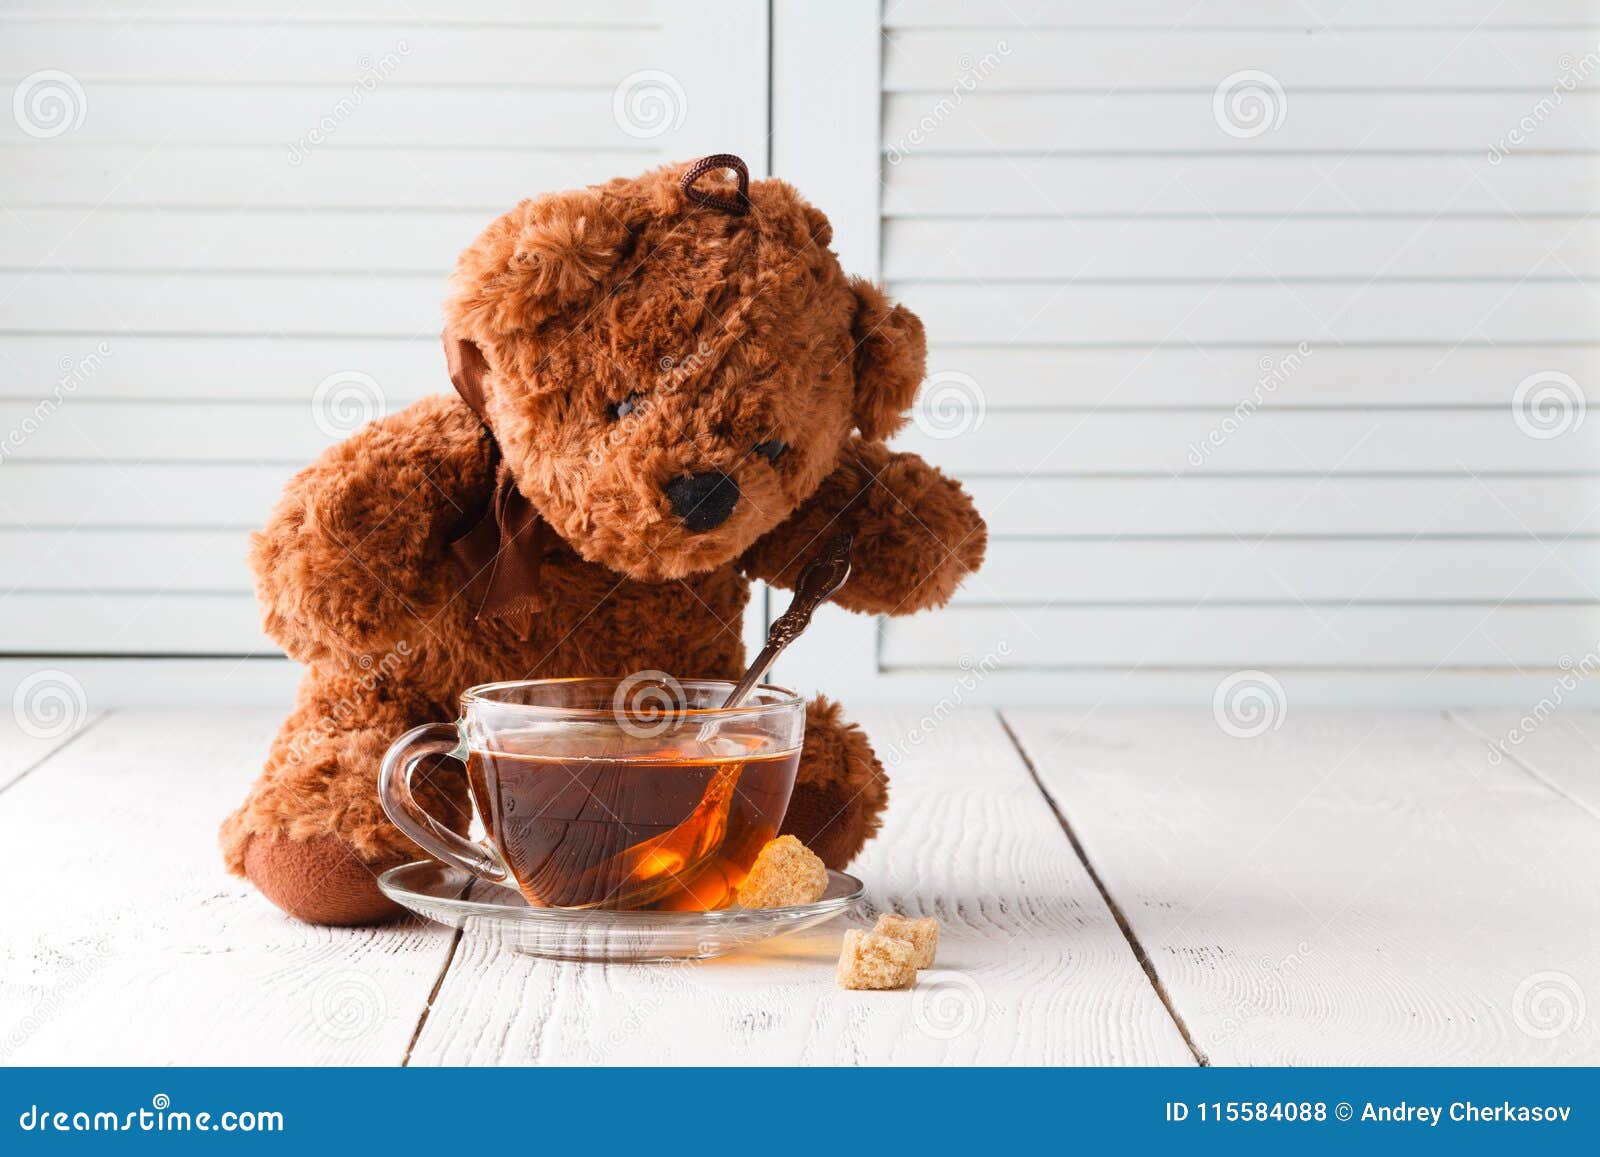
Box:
744;441;986;617
251;395;493;664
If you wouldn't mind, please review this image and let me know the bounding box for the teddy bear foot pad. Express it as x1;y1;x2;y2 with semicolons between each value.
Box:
379;861;863;963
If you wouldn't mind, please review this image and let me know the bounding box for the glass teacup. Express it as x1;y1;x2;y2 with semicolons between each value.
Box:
379;677;805;912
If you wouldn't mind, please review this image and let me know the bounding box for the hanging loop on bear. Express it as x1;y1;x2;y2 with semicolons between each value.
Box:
681;153;750;215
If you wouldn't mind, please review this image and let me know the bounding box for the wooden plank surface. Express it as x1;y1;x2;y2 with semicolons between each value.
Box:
407;708;1194;1065
2;706;1591;1065
0;700;99;792
0;710;458;1064
1451;709;1600;821
1004;709;1600;1064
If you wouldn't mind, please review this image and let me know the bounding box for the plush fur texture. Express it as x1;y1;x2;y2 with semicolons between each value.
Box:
221;159;987;925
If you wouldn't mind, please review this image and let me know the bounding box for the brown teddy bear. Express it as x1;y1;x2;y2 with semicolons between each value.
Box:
219;155;987;926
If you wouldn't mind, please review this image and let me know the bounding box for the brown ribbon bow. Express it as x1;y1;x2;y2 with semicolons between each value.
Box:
442;330;551;620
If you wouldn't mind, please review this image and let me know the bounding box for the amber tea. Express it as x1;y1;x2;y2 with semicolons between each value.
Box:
466;729;800;911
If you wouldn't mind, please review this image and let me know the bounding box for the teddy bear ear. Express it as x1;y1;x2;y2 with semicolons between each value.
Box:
446;186;637;338
848;277;926;442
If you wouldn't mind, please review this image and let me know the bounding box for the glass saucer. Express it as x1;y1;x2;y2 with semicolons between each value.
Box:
378;861;863;963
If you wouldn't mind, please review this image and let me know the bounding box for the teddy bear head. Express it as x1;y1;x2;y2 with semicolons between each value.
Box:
442;155;925;582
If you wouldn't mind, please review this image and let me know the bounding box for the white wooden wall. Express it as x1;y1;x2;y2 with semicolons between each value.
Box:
0;0;766;701
5;0;1600;709
779;0;1600;707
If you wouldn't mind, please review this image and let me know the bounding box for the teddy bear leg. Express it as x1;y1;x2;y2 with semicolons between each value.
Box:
778;695;888;870
220;706;469;926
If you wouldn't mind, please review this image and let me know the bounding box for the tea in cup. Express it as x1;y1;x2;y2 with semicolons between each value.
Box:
379;677;804;912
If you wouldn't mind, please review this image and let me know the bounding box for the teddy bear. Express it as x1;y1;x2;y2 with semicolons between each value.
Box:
219;154;987;926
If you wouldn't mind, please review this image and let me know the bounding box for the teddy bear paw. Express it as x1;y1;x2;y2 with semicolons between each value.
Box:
242;831;404;927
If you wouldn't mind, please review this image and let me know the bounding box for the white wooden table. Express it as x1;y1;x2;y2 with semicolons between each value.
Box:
3;707;1597;1066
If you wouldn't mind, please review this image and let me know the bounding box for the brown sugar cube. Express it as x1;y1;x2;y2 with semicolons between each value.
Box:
735;835;829;909
873;913;939;969
836;928;917;991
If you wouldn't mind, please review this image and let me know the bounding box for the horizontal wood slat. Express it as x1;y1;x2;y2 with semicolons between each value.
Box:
1;271;438;336
882;93;1600;153
0;592;269;653
966;477;1600;538
0;145;649;210
957;539;1600;603
886;28;1592;90
918;346;1600;407
893;410;1600;475
883;1;1600;28
887;217;1600;281
0;1;655;21
881;605;1600;670
0;83;652;148
4;529;252;591
0;336;448;400
0;208;486;273
0;464;292;526
0;24;656;84
884;155;1600;217
893;282;1600;344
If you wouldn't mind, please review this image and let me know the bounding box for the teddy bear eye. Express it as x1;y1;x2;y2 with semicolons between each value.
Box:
608;393;640;421
753;439;788;464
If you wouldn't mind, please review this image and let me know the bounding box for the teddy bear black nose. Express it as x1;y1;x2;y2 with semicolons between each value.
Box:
666;471;740;532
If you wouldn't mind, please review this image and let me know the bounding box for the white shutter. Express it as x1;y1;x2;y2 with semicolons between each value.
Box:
773;0;1600;706
0;1;767;681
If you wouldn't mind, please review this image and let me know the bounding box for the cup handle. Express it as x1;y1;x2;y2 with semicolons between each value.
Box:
378;722;508;883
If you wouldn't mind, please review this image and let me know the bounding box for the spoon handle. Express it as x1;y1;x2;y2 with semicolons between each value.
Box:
721;532;854;709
